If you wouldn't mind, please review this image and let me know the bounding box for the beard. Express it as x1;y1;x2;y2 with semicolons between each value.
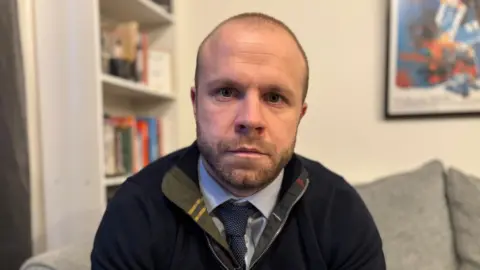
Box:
196;120;296;194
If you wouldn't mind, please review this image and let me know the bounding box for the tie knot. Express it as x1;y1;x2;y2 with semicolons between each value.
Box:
215;201;258;236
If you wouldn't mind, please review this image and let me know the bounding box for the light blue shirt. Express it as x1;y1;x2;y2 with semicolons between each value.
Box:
198;156;283;269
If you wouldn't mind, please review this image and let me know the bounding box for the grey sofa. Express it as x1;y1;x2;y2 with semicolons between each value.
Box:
356;160;480;270
21;160;480;270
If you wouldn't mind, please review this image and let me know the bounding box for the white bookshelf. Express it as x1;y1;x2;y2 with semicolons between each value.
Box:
31;0;178;250
102;74;175;102
103;175;132;187
99;0;174;26
98;0;177;207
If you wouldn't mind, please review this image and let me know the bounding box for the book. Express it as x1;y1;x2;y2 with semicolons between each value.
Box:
103;114;164;177
147;50;172;93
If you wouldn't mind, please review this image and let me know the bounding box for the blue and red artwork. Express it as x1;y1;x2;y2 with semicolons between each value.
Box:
395;0;480;97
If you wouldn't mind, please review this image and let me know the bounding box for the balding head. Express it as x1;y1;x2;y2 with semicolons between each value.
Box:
194;12;309;101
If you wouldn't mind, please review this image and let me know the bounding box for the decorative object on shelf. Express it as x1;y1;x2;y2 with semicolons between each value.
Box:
100;21;172;94
386;0;480;118
101;21;141;82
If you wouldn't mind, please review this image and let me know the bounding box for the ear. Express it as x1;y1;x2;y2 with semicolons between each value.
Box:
300;102;308;120
191;86;197;117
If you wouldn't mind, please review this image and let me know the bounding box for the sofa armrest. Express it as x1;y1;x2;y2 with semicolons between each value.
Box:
20;243;92;270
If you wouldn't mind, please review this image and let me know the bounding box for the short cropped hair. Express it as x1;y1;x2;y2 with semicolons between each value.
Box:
194;12;310;102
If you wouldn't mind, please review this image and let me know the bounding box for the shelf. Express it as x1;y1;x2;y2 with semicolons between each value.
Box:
102;74;175;102
99;0;173;26
103;175;130;187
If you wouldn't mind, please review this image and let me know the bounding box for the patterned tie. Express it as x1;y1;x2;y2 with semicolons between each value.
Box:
215;200;258;268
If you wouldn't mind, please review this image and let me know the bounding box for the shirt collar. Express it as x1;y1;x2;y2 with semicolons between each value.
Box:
198;156;283;218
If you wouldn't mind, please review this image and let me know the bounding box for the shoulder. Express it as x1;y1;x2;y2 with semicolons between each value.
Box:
295;153;372;222
124;146;190;196
92;147;190;264
295;154;385;268
100;146;190;228
296;154;359;201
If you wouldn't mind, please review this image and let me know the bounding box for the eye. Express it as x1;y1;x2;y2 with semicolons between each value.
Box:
265;92;283;104
219;88;235;98
213;87;238;101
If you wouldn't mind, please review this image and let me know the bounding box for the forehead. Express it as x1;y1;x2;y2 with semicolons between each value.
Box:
200;22;305;92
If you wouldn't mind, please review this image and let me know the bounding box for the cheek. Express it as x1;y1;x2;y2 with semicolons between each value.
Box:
267;113;299;149
197;101;235;138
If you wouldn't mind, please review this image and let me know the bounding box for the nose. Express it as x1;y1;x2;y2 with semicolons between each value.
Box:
235;92;265;136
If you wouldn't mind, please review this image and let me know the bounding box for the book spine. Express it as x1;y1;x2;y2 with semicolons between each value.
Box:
136;119;150;167
104;115;164;177
157;118;164;157
103;116;116;176
114;124;125;175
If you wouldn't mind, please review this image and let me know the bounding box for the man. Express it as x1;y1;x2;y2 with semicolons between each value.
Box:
91;12;386;270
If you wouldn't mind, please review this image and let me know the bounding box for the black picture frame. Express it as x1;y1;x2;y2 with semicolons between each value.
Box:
385;0;480;119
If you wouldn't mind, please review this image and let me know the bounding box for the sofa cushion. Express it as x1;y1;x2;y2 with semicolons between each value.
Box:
355;160;457;270
446;168;480;270
20;242;92;270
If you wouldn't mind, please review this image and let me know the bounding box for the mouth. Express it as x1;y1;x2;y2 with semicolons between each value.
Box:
227;147;267;157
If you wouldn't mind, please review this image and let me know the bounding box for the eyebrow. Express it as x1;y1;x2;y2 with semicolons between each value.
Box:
205;78;242;90
205;78;293;95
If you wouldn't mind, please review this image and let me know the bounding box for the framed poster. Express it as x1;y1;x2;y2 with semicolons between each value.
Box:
386;0;480;118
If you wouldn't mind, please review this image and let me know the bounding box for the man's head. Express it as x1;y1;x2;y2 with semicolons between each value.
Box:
191;12;309;197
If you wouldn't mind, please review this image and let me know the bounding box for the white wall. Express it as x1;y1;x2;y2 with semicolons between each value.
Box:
175;0;480;184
